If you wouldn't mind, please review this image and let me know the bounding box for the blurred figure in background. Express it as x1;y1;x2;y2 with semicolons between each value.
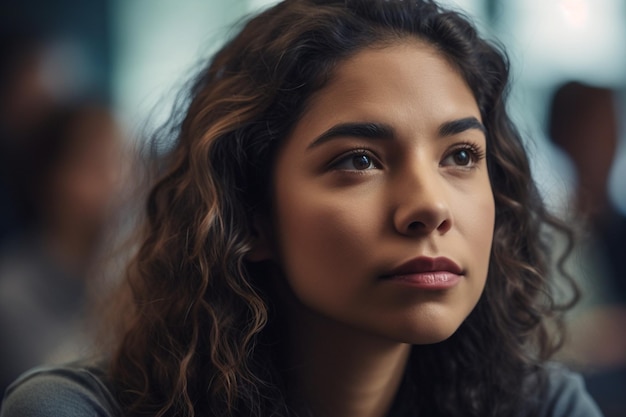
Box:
0;31;64;242
548;80;626;417
0;101;126;396
1;26;100;242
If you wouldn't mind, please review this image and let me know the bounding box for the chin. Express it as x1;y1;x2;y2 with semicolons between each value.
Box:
391;318;465;345
410;330;458;345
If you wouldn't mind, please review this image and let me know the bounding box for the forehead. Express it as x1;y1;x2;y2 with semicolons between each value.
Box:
287;39;481;147
332;39;469;98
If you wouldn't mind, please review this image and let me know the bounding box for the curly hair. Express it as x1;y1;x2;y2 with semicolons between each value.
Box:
108;1;578;416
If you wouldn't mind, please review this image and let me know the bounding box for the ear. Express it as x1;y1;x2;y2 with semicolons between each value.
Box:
246;214;274;262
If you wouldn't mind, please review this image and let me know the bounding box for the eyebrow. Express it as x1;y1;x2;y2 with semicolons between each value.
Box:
307;122;394;149
306;117;486;149
438;117;486;137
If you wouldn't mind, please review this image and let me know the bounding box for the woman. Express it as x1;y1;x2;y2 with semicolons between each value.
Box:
1;0;603;416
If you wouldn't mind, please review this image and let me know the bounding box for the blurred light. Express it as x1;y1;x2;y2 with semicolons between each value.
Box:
610;139;626;216
504;0;626;85
559;0;590;28
111;0;251;136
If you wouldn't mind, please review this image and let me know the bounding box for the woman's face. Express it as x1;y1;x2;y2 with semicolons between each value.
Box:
269;40;495;344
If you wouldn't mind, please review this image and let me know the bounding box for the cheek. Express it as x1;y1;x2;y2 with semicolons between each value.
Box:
467;192;495;285
456;178;495;242
468;200;495;250
272;183;383;301
276;191;362;267
449;177;495;294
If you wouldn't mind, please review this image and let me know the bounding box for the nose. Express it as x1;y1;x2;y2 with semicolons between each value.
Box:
392;165;452;236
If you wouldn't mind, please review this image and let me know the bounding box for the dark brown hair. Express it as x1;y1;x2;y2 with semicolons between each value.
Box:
109;1;578;416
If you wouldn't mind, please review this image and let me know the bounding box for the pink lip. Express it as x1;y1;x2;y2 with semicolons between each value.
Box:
381;256;464;290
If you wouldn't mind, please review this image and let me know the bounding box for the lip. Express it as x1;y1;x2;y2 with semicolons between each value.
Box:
380;256;464;290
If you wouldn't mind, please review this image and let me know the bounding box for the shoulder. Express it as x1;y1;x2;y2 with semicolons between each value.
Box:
0;361;120;417
532;363;604;417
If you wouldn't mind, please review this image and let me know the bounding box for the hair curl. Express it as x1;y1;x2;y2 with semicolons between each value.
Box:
109;1;578;416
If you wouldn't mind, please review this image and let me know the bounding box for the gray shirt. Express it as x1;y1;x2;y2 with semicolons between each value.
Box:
0;362;604;417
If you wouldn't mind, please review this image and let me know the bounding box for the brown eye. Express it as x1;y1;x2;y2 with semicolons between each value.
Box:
353;154;374;170
331;150;380;171
453;149;471;166
441;143;484;169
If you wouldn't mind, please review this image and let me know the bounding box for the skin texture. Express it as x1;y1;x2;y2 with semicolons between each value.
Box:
261;40;496;417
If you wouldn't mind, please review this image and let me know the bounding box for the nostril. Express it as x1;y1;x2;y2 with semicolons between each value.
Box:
405;218;450;234
407;221;422;231
437;219;452;232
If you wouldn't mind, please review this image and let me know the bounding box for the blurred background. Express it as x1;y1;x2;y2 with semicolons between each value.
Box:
0;0;624;415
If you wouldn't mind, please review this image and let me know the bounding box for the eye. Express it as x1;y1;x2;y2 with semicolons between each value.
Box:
451;149;472;165
330;150;380;171
440;143;484;168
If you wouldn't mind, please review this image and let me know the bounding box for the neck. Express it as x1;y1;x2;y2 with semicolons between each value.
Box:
284;308;411;417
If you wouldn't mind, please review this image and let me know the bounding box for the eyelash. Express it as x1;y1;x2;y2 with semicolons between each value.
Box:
328;148;380;171
441;142;486;169
327;141;486;172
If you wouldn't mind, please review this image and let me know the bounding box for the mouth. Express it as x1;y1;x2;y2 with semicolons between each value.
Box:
380;256;464;289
